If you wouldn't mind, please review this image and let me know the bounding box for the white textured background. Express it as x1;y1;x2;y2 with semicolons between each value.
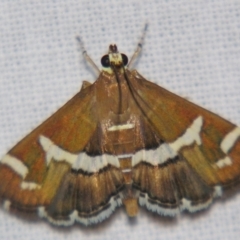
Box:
0;0;240;239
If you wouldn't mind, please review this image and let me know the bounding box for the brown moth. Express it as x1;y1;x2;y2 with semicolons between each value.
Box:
0;29;240;226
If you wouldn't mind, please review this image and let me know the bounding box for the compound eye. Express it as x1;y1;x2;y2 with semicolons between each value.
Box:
121;54;128;66
101;55;110;67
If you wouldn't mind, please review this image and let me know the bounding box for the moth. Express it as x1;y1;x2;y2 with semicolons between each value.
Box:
0;30;240;227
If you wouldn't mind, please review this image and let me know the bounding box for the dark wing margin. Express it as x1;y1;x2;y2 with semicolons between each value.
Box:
39;164;124;226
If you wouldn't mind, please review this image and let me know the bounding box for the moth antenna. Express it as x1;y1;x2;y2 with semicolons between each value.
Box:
128;22;148;69
76;36;100;75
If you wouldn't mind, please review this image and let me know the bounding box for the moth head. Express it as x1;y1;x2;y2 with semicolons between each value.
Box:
101;44;128;74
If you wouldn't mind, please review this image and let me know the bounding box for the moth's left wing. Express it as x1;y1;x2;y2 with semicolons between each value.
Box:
0;80;124;226
129;70;240;215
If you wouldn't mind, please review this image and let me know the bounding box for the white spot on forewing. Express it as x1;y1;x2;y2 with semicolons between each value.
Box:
0;154;28;178
220;127;240;154
215;156;232;168
118;154;133;159
20;181;41;190
132;116;203;167
39;135;77;166
107;123;134;131
39;135;119;173
38;195;122;226
3;200;11;211
0;155;42;190
169;116;203;152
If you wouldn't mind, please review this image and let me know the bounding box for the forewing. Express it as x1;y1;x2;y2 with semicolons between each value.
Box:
0;79;124;226
129;70;240;214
